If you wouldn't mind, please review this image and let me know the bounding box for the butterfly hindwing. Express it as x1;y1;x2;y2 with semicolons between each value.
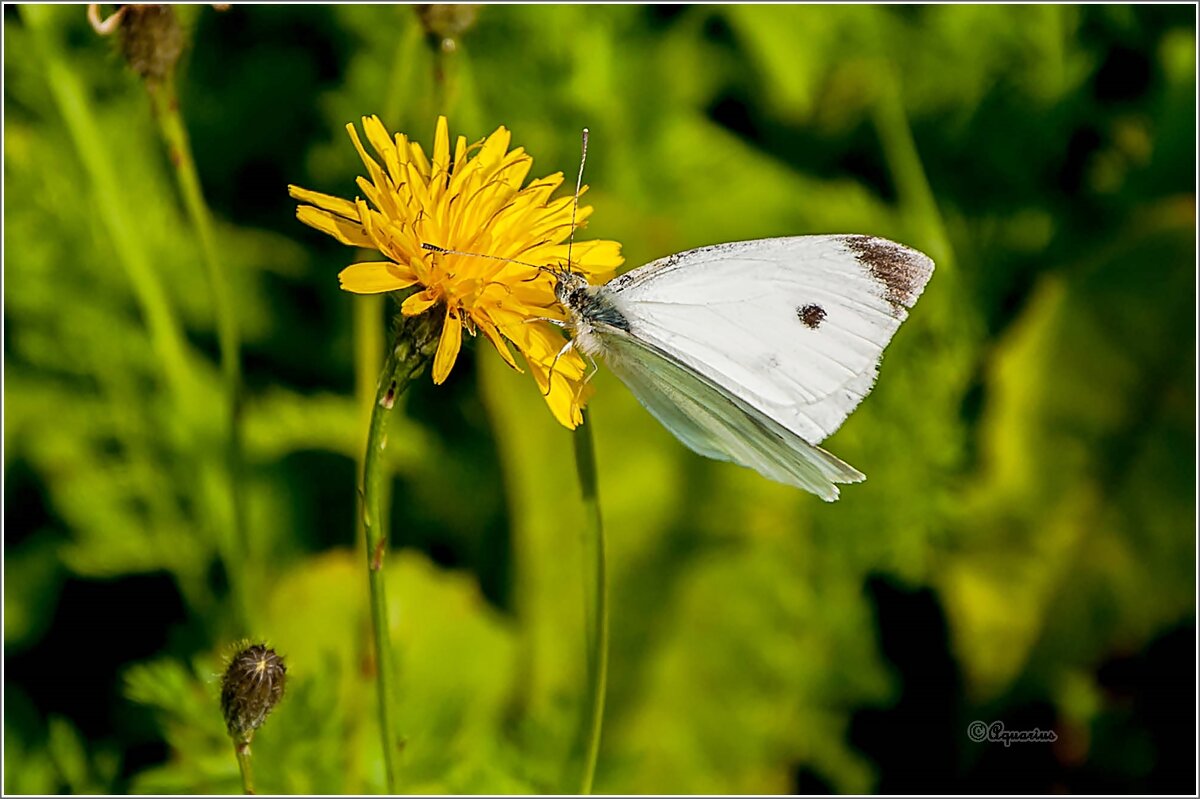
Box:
597;327;865;501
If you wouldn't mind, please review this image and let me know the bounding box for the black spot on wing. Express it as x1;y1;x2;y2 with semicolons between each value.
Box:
841;235;934;312
797;303;826;329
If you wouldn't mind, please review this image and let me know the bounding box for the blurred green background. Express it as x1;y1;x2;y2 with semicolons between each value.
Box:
3;4;1196;794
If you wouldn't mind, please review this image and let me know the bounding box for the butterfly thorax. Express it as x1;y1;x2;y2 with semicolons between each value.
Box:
554;272;631;358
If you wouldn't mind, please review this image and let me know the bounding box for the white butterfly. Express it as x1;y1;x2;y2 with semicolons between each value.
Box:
553;234;935;501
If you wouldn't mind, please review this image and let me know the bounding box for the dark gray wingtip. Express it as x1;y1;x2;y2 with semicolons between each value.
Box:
840;235;935;312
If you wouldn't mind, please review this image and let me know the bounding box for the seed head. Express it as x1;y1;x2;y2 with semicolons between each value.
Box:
220;644;287;741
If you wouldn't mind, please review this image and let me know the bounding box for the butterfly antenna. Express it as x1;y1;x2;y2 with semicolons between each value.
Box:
421;242;543;272
566;127;589;275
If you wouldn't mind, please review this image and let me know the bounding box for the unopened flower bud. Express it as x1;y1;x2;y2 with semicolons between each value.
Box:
220;644;287;742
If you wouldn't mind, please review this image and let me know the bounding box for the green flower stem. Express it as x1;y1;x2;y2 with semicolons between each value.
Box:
146;75;241;400
353;295;386;552
351;3;417;606
350;13;444;789
431;40;458;120
573;411;609;794
355;10;415;550
361;310;441;793
233;739;255;795
363;346;404;794
145;73;250;628
419;6;472;119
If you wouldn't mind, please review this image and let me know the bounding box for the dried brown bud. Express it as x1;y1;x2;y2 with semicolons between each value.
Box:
220;644;287;741
415;4;480;45
115;5;184;84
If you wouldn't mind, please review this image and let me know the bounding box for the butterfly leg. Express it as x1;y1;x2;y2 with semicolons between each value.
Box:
524;316;566;328
543;338;576;396
581;352;598;384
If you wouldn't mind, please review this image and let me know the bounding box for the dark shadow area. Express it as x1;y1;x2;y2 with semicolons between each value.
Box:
832;574;1197;794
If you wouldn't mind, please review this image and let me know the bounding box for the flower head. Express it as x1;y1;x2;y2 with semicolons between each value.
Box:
289;116;623;428
220;643;287;742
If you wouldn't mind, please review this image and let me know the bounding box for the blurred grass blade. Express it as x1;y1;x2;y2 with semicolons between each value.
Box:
146;67;251;630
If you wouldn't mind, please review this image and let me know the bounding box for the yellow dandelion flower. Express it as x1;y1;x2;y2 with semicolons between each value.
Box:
289;116;623;429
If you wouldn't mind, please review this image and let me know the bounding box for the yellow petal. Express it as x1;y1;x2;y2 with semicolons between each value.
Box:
432;116;450;179
403;159;431;210
477;125;512;167
338;262;419;294
409;141;431;178
296;206;373;248
355;199;389;253
288;185;358;220
355;176;386;214
544;238;624;281
491;147;532;190
346;121;381;176
475;316;520;371
401;289;439;316
452;135;468;173
432;307;463;384
363;116;396;164
364;116;406;191
528;357;586;429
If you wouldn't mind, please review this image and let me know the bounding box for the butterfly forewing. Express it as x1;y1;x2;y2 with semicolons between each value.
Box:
603;235;934;445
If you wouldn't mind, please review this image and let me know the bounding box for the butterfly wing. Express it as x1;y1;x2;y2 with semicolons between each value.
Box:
604;235;934;445
596;327;865;500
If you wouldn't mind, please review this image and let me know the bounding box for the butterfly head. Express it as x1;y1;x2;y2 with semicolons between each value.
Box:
550;266;592;314
549;266;631;344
